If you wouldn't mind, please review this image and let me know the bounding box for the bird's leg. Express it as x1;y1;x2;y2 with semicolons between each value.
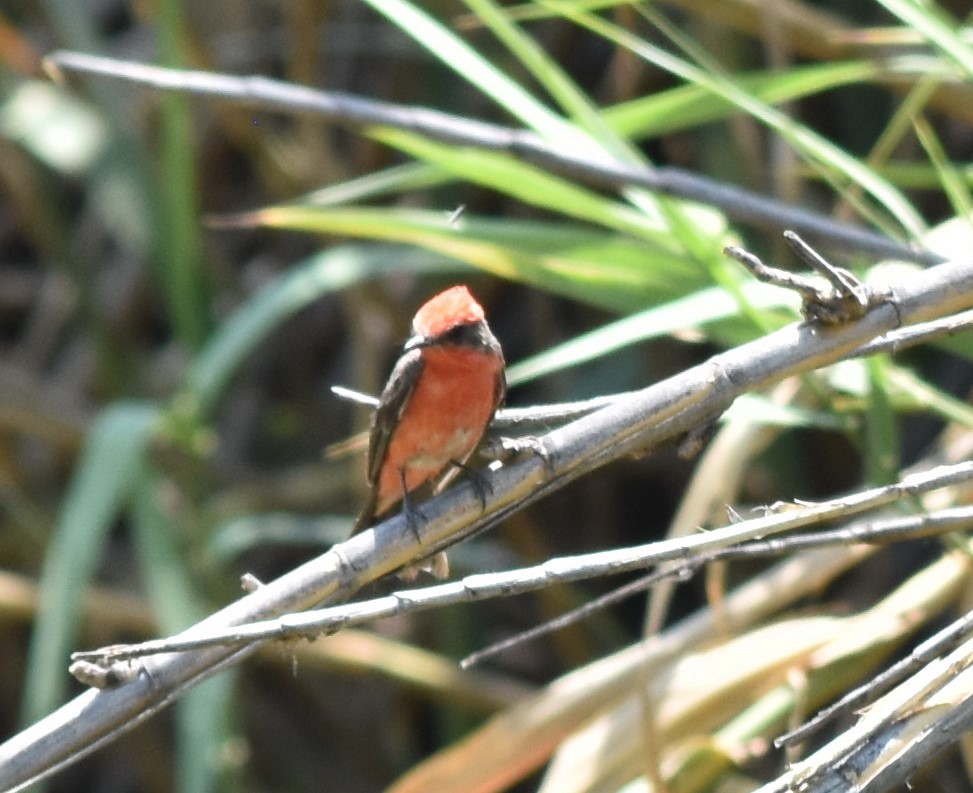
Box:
448;459;493;511
398;468;426;542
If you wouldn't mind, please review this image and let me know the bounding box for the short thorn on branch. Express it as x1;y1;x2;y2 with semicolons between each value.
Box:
724;230;893;326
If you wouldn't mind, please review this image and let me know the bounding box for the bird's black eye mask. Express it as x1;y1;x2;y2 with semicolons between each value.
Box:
404;321;489;351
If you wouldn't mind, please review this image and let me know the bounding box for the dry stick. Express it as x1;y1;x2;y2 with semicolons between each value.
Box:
392;546;876;793
757;633;973;793
325;386;619;461
461;505;973;669
43;50;943;266
854;307;973;356
777;606;973;749
3;252;973;791
69;500;973;668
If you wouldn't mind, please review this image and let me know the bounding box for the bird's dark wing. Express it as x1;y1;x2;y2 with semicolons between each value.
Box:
494;357;507;411
351;347;425;535
365;347;425;486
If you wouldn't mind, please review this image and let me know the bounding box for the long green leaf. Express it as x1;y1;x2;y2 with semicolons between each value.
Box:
299;162;455;207
874;0;973;81
156;0;208;350
239;206;709;312
507;280;797;385
463;0;632;158
21;402;158;723
371;128;675;244
362;0;584;145
605;61;881;139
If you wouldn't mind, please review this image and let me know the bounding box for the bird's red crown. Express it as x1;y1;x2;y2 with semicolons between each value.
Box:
412;285;486;338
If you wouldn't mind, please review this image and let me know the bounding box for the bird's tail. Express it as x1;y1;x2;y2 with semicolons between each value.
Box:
350;491;378;536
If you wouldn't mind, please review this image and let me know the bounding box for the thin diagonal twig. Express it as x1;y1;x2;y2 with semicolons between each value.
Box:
777;606;973;749
68;489;973;669
759;632;973;793
461;505;973;669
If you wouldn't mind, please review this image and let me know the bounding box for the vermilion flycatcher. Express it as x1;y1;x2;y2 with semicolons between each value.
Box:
351;285;506;564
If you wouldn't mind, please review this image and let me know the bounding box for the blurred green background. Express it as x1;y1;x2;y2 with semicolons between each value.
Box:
4;1;973;791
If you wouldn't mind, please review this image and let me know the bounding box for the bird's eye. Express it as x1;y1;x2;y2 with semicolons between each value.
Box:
442;323;476;344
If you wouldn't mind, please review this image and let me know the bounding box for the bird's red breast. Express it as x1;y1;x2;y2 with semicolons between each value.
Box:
372;341;504;515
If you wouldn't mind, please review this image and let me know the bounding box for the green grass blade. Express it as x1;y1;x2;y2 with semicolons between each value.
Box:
913;114;973;221
362;0;584;145
20;402;159;724
864;356;898;485
724;395;848;432
156;0;208;350
237;205;710;311
299;162;456;207
887;366;973;429
605;61;881;139
371;128;674;243
507;280;796;385
874;0;973;80
462;0;631;156
454;0;736;294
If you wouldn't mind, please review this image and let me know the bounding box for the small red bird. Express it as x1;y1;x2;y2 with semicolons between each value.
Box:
352;285;506;569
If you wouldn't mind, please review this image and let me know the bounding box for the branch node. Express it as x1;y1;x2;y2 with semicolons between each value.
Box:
69;658;143;690
725;231;893;326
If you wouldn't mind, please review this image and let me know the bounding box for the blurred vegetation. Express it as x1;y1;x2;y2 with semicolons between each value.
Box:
3;1;973;791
